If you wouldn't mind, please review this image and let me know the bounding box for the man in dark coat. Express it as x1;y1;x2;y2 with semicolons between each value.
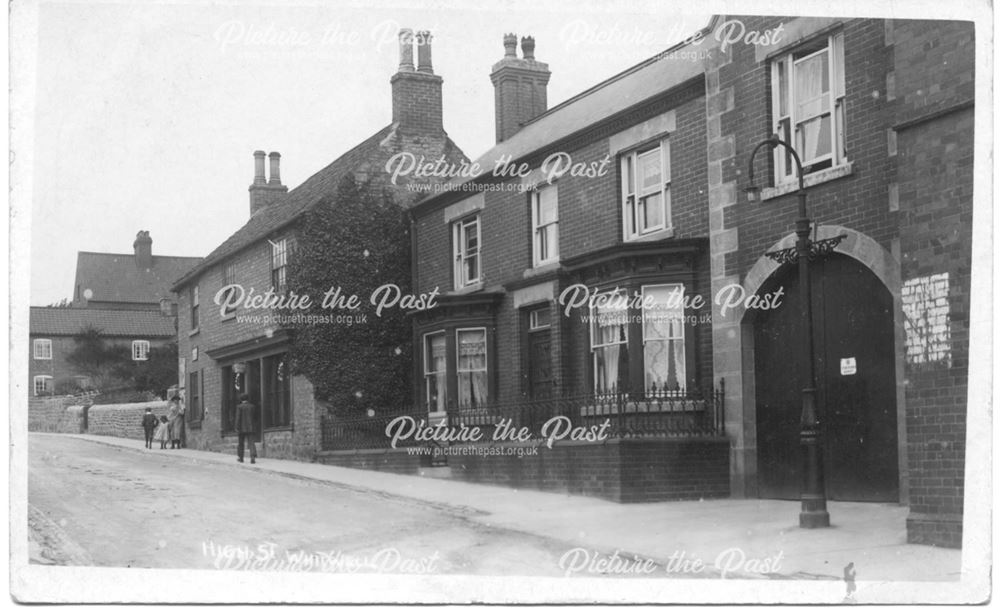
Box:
141;407;158;449
235;393;257;464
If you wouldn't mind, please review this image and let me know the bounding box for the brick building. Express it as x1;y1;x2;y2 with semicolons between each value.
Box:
170;29;468;460
407;27;730;502
29;307;178;396
703;16;973;547
29;231;198;395
404;16;973;544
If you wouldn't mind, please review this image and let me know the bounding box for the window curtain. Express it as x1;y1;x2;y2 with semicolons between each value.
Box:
457;330;488;407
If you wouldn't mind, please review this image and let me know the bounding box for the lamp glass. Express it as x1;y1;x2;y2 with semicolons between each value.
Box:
744;184;761;203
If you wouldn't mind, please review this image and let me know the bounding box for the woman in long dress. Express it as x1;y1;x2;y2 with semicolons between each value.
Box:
167;396;184;449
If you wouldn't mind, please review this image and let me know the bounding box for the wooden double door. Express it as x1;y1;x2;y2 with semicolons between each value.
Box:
754;254;899;502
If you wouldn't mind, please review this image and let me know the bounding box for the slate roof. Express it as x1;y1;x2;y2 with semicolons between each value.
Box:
173;124;466;290
422;16;717;205
30;307;177;338
73;252;201;306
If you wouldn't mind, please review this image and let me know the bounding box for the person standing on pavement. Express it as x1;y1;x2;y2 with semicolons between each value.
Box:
235;393;257;464
141;407;158;449
167;396;184;449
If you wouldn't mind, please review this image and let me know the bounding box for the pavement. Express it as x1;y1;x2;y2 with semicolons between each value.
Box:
49;433;964;584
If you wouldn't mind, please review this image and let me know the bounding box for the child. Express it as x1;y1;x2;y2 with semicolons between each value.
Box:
141;407;158;449
153;415;171;449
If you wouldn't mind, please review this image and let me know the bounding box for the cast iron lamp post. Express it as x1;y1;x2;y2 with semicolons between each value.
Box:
744;134;843;529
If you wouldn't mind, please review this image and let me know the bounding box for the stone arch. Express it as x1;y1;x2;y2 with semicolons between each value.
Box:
741;225;900;316
735;225;908;504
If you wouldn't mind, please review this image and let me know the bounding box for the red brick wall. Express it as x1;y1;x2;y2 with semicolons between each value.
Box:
314;448;423;474
720;17;898;276
892;19;974;549
448;439;730;503
412;87;711;402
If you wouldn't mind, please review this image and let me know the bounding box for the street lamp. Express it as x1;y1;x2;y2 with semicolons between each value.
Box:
744;134;843;529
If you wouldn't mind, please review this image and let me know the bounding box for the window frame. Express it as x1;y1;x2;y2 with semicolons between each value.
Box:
271;238;289;293
640;283;687;393
423;331;448;413
132;340;150;361
452;215;482;290
188;370;202;422
33;375;53;396
33;338;52;360
531;185;559;267
222;262;238;318
190;285;200;331
621;139;671;241
770;31;847;184
529;308;551;331
455;327;489;408
589;291;629;394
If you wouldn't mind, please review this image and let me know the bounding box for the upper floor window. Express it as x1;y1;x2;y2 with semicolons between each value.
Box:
771;31;847;183
452;216;481;290
222;262;238;317
622;139;671;241
132;340;150;361
190;285;200;330
33;339;52;360
33;375;53;396
531;185;559;267
271;238;288;293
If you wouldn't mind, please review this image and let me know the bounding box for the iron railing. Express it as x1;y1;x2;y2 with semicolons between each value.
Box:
319;381;725;451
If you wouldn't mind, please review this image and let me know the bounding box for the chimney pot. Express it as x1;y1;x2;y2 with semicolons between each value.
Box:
503;33;518;58
521;35;536;60
253;150;267;185
416;30;433;73
268;152;282;185
398;28;415;71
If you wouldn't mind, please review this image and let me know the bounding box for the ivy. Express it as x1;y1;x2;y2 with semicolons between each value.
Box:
288;175;413;417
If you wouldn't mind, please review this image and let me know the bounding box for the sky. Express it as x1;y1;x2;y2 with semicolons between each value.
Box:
23;1;713;306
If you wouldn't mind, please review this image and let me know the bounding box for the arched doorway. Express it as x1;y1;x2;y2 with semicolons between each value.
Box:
753;253;899;502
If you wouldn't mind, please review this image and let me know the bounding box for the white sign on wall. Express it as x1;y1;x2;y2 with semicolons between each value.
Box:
840;357;857;376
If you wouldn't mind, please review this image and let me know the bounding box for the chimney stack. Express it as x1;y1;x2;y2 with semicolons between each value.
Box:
249;150;288;216
133;230;153;269
391;27;443;133
490;33;551;143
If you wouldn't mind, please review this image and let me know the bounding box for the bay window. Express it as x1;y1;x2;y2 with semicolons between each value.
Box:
424;332;447;412
622;139;671;241
590;295;628;394
771;31;847;183
642;284;686;393
456;328;488;407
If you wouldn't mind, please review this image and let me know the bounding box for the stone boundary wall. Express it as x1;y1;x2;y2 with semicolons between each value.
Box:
28;396;86;434
87;401;171;440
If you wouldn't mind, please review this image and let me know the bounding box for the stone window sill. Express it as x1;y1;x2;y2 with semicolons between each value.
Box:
523;261;561;279
624;226;675;244
761;163;854;201
188;328;200;337
450;282;483;296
